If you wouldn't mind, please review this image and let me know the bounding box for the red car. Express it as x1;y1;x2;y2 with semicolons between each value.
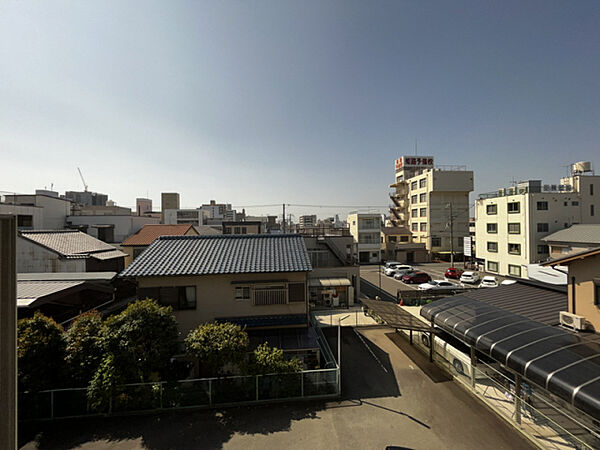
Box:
445;267;464;279
402;271;432;284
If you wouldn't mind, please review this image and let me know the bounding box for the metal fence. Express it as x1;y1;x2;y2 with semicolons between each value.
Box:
396;327;600;450
19;368;339;421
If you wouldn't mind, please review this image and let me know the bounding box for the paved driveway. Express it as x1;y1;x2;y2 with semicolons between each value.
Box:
20;327;533;450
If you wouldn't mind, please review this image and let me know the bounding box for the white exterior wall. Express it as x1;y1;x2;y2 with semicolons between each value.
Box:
16;236;85;273
67;215;160;243
348;213;381;263
0;204;44;229
163;209;203;226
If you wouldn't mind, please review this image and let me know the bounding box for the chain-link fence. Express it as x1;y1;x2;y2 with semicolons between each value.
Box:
18;368;339;421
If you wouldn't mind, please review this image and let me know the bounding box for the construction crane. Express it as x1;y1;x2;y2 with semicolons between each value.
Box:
77;167;88;192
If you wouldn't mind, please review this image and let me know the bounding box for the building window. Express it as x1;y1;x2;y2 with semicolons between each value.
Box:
420;222;427;232
288;283;305;303
591;184;594;196
419;178;427;188
235;286;251;300
508;264;521;277
138;286;196;310
592;205;595;217
358;233;380;244
508;243;521;255
411;209;418;218
388;236;397;243
537;223;549;232
234;227;241;234
253;285;287;306
411;223;418;232
537;245;549;254
572;201;579;206
411;195;418;203
431;236;441;247
508;223;520;234
241;227;247;234
225;227;232;234
420;208;427;217
400;235;409;242
486;204;497;215
487;242;498;253
359;217;379;229
487;261;499;272
487;223;497;234
419;193;427;203
508;202;520;213
411;181;418;190
17;215;33;228
536;201;548;210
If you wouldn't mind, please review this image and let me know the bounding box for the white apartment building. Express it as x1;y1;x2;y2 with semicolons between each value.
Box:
389;156;473;257
475;162;600;278
163;208;204;226
0;190;71;230
348;212;382;263
299;215;317;228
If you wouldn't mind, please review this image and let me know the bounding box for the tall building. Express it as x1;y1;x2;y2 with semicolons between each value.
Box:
347;212;382;263
136;198;152;216
389;156;473;258
64;191;108;207
161;193;180;222
299;215;317;228
475;161;600;278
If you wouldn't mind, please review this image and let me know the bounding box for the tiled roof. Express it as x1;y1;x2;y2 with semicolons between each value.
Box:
541;224;600;245
121;234;312;277
121;224;196;246
20;230;125;259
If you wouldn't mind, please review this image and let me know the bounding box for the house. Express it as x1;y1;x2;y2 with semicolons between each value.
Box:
541;224;600;259
120;224;201;266
18;230;126;273
0;189;71;230
348;212;381;263
542;247;600;332
380;226;428;263
120;234;312;336
222;221;263;235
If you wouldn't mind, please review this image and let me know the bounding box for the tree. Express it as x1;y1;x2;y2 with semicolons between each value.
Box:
101;299;179;383
65;311;105;387
87;353;122;412
247;343;302;375
185;322;249;376
17;312;66;391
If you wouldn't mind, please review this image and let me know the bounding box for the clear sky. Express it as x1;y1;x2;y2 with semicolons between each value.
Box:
1;1;599;219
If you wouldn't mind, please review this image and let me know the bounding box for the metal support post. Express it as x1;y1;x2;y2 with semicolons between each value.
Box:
300;373;304;397
429;320;434;362
409;329;413;345
255;376;259;401
50;390;54;420
470;346;477;391
514;375;522;425
208;379;213;406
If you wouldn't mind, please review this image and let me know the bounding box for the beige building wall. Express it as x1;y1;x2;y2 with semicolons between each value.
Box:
566;253;600;332
161;193;181;222
348;213;381;263
137;271;308;337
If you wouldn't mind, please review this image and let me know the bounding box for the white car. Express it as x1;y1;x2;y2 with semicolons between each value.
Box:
479;276;498;288
459;271;480;284
387;264;413;277
418;280;458;291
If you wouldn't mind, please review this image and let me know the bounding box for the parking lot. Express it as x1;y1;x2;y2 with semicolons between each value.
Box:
20;327;533;450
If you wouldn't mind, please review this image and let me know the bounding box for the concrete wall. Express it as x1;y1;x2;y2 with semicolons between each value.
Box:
16;236;85;273
136;271;308;336
568;253;600;332
0;204;44;229
67;215;160;243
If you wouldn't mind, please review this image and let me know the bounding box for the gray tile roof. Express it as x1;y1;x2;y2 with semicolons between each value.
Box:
20;230;126;260
541;224;600;245
121;234;312;277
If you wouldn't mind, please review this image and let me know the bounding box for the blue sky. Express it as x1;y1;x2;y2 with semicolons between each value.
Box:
1;1;599;218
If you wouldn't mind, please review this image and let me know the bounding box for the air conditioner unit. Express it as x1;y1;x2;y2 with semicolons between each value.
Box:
559;311;586;331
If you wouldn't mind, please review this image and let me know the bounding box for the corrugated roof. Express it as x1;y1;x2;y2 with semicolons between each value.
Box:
20;230;120;259
461;281;567;325
121;234;312;277
17;272;117;282
541;224;600;245
17;280;85;307
121;224;196;246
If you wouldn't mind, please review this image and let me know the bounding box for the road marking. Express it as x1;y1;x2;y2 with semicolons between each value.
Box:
409;365;415;370
353;329;388;373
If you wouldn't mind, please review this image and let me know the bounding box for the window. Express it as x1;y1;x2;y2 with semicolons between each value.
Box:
17;215;33;228
508;202;520;213
309;250;329;267
420;208;427;217
235;286;251;300
508;223;520;234
536;201;548;210
487;223;497;234
487;242;498;252
411;209;418;218
537;245;549;254
400;235;409;242
508;243;521;255
253;285;287;306
224;227;232;234
241;227;247;234
564;201;568;207
591;184;594;196
592;205;595;217
419;178;427;188
288;283;306;303
486;204;497;215
572;201;579;206
138;286;196;310
508;265;521;277
537;223;549;233
411;195;418;203
487;261;499;272
234;227;241;234
419;193;427;203
411;181;418;190
420;222;427;232
358;232;380;244
388;236;397;243
431;237;441;247
133;247;145;258
359;218;379;229
411;223;418;232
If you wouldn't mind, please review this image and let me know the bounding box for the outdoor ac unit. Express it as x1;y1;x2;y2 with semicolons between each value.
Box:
559;311;586;331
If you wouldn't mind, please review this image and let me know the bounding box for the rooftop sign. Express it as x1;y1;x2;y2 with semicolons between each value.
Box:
395;156;434;171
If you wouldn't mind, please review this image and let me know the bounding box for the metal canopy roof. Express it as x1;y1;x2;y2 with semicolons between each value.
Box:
421;296;600;420
308;278;352;288
361;298;432;332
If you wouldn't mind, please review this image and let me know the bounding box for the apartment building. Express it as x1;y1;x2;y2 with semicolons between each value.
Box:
348;212;381;263
1;190;71;230
299;215;317;228
380;226;428;263
136;198;152;216
64;191;108;207
163;208;203;226
161;192;180;222
475;162;600;278
389;156;473;258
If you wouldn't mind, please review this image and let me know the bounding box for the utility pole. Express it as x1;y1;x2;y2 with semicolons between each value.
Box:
282;203;286;233
449;203;455;267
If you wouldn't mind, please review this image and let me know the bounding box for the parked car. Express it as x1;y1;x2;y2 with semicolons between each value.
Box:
444;267;463;279
479;276;498;288
394;268;414;280
387;264;413;276
401;271;431;284
384;264;400;276
383;261;401;269
418;279;459;291
460;271;480;284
